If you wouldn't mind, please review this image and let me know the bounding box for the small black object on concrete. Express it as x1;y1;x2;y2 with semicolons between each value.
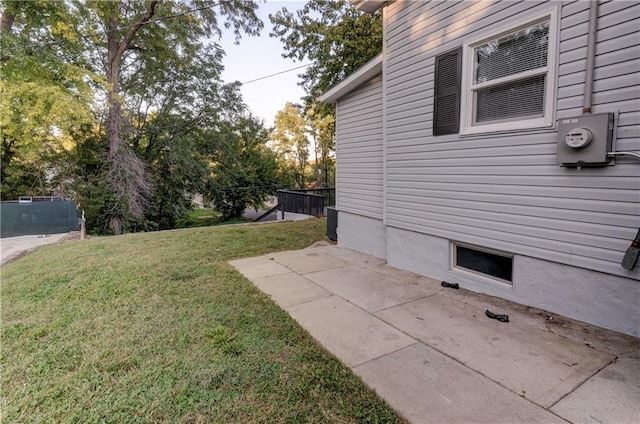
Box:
485;309;509;322
441;281;459;289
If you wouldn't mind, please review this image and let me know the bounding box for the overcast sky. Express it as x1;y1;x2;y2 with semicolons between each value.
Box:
219;1;308;128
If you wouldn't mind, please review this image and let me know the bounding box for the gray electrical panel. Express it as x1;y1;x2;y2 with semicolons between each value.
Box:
556;113;614;166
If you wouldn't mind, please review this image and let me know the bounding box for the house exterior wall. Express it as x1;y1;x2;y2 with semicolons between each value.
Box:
384;0;640;281
335;76;386;257
338;211;387;259
326;0;640;336
387;226;640;337
336;76;384;220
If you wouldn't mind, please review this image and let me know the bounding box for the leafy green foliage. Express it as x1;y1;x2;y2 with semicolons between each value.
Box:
306;103;336;187
272;102;309;189
270;0;382;108
269;0;382;189
87;0;264;233
0;0;94;199
1;0;288;234
208;115;282;220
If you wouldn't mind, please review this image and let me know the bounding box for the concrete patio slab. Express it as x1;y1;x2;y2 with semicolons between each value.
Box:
375;294;614;408
229;256;290;279
354;343;565;424
266;249;350;275
550;357;640;423
230;245;639;424
286;295;416;367
315;245;388;267
305;264;436;312
252;272;331;308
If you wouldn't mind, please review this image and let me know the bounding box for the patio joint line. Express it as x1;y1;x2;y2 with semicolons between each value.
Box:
546;355;619;410
370;292;439;314
282;293;335;309
270;258;354;276
351;341;421;369
369;303;573;414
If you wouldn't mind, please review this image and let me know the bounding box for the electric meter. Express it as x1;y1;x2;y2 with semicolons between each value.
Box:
556;113;614;166
565;128;593;149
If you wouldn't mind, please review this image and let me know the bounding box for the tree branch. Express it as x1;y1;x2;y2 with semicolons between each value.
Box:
112;0;159;67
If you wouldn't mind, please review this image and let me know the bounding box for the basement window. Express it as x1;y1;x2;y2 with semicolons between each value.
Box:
453;243;513;283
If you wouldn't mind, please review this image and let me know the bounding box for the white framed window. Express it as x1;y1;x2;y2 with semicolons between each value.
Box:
460;8;559;135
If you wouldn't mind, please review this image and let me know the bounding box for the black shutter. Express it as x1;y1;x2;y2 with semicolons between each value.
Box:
433;47;462;136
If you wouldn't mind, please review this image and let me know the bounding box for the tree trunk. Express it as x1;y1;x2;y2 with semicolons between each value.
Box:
322;152;329;187
104;1;158;234
1;2;17;62
312;133;319;186
0;3;17;33
107;18;123;234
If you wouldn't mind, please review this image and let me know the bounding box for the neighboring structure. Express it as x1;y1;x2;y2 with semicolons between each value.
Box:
0;197;79;238
320;0;640;337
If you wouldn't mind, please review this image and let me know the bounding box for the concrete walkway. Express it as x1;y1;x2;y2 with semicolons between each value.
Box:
230;244;640;424
0;233;72;266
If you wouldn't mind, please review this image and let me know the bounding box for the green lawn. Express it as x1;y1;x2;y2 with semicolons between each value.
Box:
1;219;406;423
177;208;250;228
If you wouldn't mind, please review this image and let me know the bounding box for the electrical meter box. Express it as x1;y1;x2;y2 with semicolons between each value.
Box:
557;113;614;166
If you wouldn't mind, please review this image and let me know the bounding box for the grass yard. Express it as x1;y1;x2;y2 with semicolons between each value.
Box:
177;209;250;228
1;219;406;423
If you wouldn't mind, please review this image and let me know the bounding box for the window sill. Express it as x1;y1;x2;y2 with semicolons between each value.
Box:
459;120;556;137
461;118;553;135
451;266;514;291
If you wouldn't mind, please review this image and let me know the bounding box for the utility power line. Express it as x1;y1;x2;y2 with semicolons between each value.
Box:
3;4;311;87
240;63;312;85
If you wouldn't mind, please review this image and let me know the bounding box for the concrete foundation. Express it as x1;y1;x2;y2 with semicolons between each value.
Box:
337;211;386;259
387;226;640;338
337;212;639;337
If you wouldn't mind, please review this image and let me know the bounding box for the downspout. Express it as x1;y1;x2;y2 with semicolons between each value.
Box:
582;1;598;114
381;3;388;225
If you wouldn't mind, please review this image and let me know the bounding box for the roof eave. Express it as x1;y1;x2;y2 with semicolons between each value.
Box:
351;0;386;13
318;54;383;104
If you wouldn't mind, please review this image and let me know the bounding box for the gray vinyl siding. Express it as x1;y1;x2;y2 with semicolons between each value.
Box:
336;76;384;219
384;0;640;279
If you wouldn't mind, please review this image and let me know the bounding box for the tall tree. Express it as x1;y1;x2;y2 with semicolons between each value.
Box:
1;0;94;200
208;114;281;220
1;1;284;233
272;102;309;189
305;102;335;187
269;0;382;191
269;0;382;109
78;0;262;234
